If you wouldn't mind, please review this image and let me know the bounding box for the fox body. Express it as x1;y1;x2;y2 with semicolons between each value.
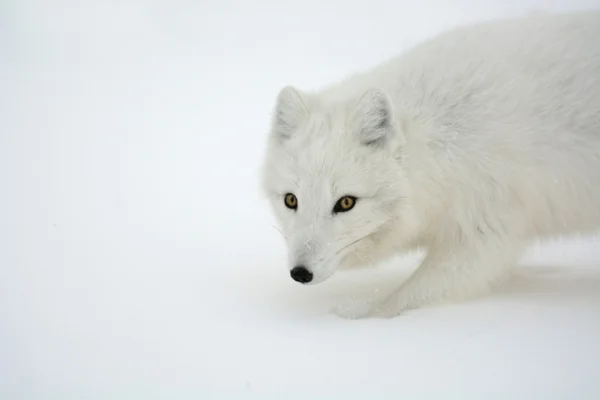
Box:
260;12;600;318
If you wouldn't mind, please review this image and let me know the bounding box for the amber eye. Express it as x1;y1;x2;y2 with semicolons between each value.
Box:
333;196;357;213
284;193;298;210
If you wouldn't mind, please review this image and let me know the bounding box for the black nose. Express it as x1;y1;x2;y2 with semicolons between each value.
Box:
290;266;313;283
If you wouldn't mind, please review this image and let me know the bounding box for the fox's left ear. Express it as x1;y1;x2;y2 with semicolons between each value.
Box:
352;88;402;147
271;86;309;139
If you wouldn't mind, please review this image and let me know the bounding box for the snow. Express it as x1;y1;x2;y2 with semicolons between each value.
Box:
2;0;600;398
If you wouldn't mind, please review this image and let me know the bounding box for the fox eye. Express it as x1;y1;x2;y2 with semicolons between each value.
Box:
284;193;298;210
333;196;357;213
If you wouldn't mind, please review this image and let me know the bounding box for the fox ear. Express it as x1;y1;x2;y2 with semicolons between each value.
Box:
353;88;397;147
272;86;309;139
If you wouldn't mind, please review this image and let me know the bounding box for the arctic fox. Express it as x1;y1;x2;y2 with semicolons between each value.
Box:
260;11;600;318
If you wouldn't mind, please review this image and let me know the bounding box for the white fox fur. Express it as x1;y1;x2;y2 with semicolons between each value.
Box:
260;11;600;318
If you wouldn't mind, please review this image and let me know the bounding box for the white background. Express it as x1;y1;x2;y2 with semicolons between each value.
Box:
2;0;600;398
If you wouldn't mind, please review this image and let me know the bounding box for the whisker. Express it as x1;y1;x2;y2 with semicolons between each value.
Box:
270;224;287;240
335;233;371;256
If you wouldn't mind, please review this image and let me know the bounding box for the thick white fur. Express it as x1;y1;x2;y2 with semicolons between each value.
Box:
260;12;600;319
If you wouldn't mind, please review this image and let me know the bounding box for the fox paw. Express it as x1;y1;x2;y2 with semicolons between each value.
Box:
331;296;409;319
330;298;377;320
368;301;406;319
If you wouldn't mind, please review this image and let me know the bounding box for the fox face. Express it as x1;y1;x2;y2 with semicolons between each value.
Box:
261;86;410;284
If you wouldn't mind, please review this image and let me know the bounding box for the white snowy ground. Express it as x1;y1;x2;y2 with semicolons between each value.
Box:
2;0;600;399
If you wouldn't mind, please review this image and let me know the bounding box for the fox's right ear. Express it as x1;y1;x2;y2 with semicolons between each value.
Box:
353;88;398;147
272;86;309;139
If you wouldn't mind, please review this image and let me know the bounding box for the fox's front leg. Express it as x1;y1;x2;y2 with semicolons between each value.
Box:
369;233;523;318
333;230;523;320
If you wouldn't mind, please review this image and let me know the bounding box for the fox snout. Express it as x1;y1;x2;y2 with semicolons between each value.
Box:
290;265;313;283
288;244;319;285
288;236;340;285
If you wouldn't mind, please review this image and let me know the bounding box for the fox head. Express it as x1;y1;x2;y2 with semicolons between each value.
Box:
261;86;411;284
